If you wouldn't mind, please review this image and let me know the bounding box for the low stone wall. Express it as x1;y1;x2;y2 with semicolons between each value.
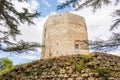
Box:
0;52;120;80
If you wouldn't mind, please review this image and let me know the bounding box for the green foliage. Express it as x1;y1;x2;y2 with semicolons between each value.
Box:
57;0;113;11
68;55;91;73
0;58;14;75
75;60;84;72
0;0;41;53
0;0;40;38
57;0;78;10
95;67;110;79
46;68;50;73
54;69;60;76
95;67;111;76
68;58;75;63
81;55;91;63
4;40;41;53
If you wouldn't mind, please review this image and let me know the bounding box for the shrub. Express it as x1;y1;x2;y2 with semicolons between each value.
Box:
81;55;91;63
95;67;111;76
54;69;60;76
68;58;75;63
0;58;14;75
75;60;84;72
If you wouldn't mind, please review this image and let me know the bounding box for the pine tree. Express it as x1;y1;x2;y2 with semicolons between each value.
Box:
0;0;41;52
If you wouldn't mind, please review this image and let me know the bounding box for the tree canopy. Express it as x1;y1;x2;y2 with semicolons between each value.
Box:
0;58;14;74
0;0;41;53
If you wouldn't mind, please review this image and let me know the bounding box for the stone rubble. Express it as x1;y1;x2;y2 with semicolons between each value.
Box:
0;52;120;80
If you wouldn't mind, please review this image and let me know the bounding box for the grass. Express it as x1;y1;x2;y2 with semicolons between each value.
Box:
81;55;91;63
75;60;84;72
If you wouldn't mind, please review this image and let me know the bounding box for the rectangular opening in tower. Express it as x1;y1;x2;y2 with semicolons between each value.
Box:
75;44;79;52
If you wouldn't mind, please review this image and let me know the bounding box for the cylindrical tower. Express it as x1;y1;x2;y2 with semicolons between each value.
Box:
41;13;89;59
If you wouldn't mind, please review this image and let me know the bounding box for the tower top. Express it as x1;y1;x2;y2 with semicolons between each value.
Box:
49;12;84;19
44;12;85;29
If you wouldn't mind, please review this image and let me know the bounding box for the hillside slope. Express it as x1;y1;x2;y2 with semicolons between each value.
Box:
0;52;120;80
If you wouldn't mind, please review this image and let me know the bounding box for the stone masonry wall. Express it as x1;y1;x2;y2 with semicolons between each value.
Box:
42;13;89;59
0;52;120;80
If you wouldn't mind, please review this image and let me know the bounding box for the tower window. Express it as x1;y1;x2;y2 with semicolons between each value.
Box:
75;44;79;52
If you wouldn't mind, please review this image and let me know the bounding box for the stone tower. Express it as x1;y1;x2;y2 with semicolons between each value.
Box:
41;13;89;59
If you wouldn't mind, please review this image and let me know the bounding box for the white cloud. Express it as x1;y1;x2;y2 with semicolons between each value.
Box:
17;55;39;60
13;51;40;60
70;4;120;56
16;17;47;43
12;0;39;12
12;1;30;12
71;5;117;40
5;0;42;60
49;11;57;15
7;0;44;43
43;0;51;7
29;0;40;11
57;0;67;3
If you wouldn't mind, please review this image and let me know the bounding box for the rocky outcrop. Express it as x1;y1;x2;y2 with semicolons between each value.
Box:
0;52;120;80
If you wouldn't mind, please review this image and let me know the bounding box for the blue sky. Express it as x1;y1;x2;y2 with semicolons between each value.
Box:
0;0;70;65
0;0;120;65
38;0;70;16
0;50;40;65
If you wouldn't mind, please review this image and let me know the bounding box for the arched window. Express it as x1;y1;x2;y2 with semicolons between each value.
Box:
75;44;79;52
